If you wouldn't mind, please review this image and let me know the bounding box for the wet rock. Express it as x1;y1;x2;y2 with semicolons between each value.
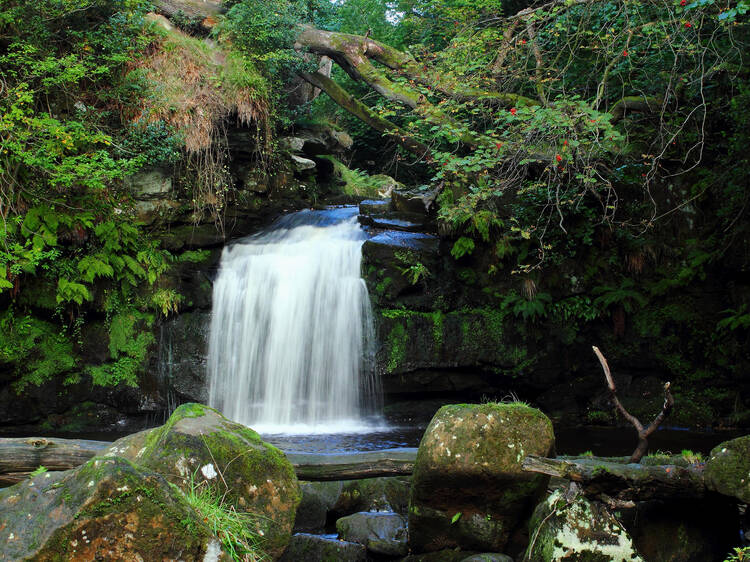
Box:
332;476;411;516
362;230;441;309
374;308;526;380
705;434;750;503
359;199;390;215
156;312;211;404
105;403;301;558
359;209;433;233
280;533;366;561
0;456;219;561
391;187;439;215
295;481;344;531
409;403;554;553
336;511;408;556
524;488;643;561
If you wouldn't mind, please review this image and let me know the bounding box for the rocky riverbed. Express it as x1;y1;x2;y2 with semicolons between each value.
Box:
2;402;748;561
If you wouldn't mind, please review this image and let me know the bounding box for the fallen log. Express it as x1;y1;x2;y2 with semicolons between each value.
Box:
288;448;417;481
0;437;108;484
0;437;416;485
522;454;706;501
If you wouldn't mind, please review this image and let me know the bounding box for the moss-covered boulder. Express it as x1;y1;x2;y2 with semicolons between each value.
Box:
704;434;750;503
105;403;300;558
524;489;643;561
408;402;555;553
0;456;220;561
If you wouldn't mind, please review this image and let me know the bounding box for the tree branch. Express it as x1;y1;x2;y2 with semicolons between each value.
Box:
298;71;431;158
593;346;673;463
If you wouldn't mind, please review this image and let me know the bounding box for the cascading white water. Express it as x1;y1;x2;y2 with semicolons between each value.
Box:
207;207;382;433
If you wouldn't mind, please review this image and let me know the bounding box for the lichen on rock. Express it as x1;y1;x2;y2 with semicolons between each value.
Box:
525;488;643;562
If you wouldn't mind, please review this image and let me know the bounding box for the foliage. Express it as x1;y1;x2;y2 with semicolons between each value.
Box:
0;0;181;391
725;547;750;562
0;310;76;392
395;250;430;285
319;155;397;197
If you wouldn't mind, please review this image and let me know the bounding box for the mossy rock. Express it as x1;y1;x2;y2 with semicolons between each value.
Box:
0;456;219;561
104;403;300;558
408;403;555;553
294;480;344;531
332;476;411;516
704;434;750;503
524;489;643;562
279;533;366;562
335;511;408;556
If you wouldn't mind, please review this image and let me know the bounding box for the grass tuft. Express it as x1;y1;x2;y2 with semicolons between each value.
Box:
183;471;268;561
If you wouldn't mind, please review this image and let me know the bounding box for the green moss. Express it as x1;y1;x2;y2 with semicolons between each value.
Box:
387;322;407;372
431;311;444;350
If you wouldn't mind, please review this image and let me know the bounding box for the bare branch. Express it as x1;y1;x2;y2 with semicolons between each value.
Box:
593;346;673;463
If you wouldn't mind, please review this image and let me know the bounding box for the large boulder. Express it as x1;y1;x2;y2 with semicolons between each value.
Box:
704;434;750;503
408;402;555;553
105;403;301;558
336;511;408;556
524;488;643;561
0;456;220;561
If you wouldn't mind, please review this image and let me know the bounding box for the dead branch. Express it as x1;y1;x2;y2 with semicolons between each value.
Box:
593;345;674;463
522;454;706;501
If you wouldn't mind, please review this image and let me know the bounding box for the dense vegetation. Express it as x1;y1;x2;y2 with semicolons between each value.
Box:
1;0;748;427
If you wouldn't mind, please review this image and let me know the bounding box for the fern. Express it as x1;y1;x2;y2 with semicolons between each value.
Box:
56;278;91;305
77;254;114;282
451;236;475;259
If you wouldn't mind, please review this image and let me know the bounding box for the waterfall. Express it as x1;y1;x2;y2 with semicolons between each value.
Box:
207;207;382;433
